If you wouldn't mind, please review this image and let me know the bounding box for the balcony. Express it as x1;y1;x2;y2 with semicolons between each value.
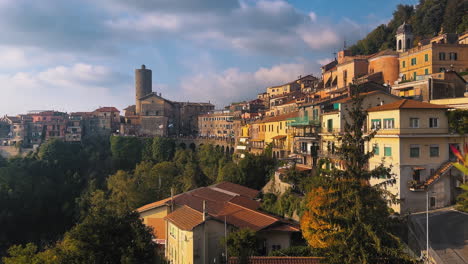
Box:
288;116;321;127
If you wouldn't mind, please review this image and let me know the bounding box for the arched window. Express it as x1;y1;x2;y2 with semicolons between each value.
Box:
406;38;411;49
398;39;402;50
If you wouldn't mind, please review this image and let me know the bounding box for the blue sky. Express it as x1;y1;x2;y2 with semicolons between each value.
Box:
0;0;417;115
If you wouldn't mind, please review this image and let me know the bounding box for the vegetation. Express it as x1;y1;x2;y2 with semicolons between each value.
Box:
223;228;259;263
300;85;416;264
447;110;468;135
349;0;467;55
0;133;275;262
448;144;468;212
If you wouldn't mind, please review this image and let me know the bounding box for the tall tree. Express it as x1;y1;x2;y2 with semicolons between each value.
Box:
300;85;415;264
152;137;176;163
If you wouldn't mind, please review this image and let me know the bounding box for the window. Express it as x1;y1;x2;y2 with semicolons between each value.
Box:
327;119;333;132
373;143;379;155
429;118;439;128
371;119;381;129
430;145;439;157
410;118;419;128
402;74;406;81
384;145;392;156
439;52;446;60
425;68;429;75
424;54;429;62
313;109;319;120
410;144;420;158
383;118;394;129
440;67;446;72
411;58;417;65
402;61;406;68
449;52;458;60
413;72;417;80
272;245;282;251
430;197;436;207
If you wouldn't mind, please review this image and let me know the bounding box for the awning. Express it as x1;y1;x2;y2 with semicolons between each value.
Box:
272;135;287;140
413;167;425;170
250;139;264;142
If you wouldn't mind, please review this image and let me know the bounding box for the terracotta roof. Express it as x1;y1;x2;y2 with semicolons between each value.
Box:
272;135;287;140
136;197;172;212
214;202;278;231
367;99;450;112
368;49;398;59
229;195;261;210
146;218;166;240
94;107;119;113
229;257;322;264
333;90;391;104
164;205;204;231
261;223;300;232
261;112;299;123
214;182;259;199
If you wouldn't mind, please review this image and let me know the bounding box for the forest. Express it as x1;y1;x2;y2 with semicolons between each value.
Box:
348;0;467;55
0;135;276;263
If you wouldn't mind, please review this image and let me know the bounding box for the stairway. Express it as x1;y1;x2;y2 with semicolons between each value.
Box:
423;161;453;188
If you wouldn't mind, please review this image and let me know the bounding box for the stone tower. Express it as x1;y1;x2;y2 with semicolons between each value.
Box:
396;22;413;52
135;64;152;114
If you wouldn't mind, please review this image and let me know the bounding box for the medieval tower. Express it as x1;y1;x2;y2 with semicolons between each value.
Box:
135;64;152;114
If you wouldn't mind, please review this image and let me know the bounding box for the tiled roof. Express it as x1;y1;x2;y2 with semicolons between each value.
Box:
146;218;166;240
164;205;204;231
368;49;398;59
333;90;393;104
94;107;119;113
214;182;259;199
229;195;260;210
229;257;322;264
213;202;278;231
367;99;449;112
136;197;172;212
261;112;299;123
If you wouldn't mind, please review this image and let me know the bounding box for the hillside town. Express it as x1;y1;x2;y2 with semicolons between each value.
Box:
1;20;468;264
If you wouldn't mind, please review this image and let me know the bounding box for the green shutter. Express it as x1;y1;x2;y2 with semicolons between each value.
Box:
333;103;339;110
384;146;392;156
373;144;379;155
425;68;429;75
425;54;428;62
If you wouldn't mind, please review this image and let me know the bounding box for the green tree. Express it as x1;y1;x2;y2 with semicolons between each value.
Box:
197;144;229;182
218;162;244;185
300;85;415;264
2;243;44;264
110;136;142;170
456;184;468;212
238;153;275;190
223;228;259;264
152;137;175;163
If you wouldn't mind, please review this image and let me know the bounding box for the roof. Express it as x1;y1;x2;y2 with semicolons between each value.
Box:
368;49;398;59
367;99;450;112
397;22;412;34
146;218;166;240
95;107;119;113
136;197;172;213
214;181;259;199
333;90;396;104
213;202;278;231
272;135;287;140
261;112;299;123
164;205;204;231
229;257;322;264
123;105;136;111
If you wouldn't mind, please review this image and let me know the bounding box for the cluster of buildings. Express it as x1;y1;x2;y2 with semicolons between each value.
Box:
196;25;468;215
131;24;468;264
0;107;120;149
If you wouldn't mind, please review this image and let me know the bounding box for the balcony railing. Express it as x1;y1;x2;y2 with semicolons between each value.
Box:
288;116;321;127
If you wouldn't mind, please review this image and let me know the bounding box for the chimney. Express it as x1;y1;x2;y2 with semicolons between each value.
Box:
202;200;207;221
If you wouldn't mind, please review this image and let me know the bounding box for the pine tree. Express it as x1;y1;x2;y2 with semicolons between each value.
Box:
300;85;416;264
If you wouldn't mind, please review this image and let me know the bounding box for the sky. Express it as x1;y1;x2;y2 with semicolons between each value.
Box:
0;0;418;115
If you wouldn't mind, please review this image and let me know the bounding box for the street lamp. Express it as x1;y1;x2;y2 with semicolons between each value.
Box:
425;189;435;264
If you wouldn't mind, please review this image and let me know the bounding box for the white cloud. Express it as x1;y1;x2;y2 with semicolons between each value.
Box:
316;57;334;66
0;46;75;70
0;63;131;115
298;26;340;50
309;12;317;22
173;60;316;107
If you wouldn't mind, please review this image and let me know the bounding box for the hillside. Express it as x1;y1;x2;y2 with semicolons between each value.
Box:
349;0;468;55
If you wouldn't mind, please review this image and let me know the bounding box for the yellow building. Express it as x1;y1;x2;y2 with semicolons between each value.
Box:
319;91;402;168
398;35;468;81
366;99;465;213
137;182;299;264
261;112;298;159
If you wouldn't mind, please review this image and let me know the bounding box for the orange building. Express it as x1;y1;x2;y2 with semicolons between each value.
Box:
368;49;400;85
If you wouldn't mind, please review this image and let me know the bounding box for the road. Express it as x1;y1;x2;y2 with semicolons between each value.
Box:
410;209;468;264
